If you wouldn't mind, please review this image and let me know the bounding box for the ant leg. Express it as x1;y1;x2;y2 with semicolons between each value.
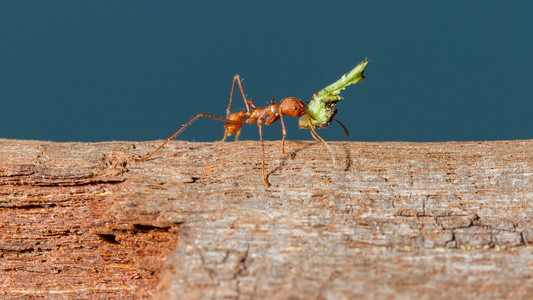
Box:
234;128;242;141
279;114;287;154
257;122;270;186
220;125;241;142
228;75;251;117
309;127;320;141
227;75;237;118
222;76;239;141
302;109;321;142
220;131;228;142
301;108;336;166
309;125;338;168
222;75;251;141
235;75;252;113
135;113;245;162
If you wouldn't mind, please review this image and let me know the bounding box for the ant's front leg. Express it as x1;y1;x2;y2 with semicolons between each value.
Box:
257;121;270;186
279;113;287;154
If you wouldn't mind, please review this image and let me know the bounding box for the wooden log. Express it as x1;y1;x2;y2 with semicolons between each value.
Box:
0;138;531;299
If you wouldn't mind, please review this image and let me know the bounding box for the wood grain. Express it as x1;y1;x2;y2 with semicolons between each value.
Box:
1;138;532;299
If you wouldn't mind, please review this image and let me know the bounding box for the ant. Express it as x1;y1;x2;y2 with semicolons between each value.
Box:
134;74;345;186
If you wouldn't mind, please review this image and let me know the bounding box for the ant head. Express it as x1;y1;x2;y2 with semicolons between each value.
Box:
280;97;306;117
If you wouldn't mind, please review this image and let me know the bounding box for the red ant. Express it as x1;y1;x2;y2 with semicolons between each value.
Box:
134;74;343;186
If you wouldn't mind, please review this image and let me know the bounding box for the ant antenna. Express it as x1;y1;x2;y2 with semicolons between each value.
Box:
333;118;350;138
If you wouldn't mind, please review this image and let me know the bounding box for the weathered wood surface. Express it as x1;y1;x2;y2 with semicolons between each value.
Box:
1;138;532;299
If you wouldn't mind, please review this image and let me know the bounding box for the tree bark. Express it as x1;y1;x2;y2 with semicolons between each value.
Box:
1;138;532;299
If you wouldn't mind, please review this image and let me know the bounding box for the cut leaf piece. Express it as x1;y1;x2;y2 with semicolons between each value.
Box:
299;60;369;129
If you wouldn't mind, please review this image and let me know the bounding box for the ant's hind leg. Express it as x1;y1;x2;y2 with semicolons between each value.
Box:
220;131;228;142
219;128;241;142
135;113;246;161
234;128;242;141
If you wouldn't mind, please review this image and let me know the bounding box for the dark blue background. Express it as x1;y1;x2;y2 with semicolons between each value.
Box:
1;2;531;142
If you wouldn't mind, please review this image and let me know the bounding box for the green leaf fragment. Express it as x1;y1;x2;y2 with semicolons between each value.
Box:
299;59;370;129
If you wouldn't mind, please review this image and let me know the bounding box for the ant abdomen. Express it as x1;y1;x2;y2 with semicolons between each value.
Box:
225;111;247;136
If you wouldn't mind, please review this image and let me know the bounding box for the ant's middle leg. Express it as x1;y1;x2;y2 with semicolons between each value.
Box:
222;75;252;141
227;75;252;117
257;121;270;186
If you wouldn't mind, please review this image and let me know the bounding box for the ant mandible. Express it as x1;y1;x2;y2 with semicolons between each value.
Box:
134;74;341;186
